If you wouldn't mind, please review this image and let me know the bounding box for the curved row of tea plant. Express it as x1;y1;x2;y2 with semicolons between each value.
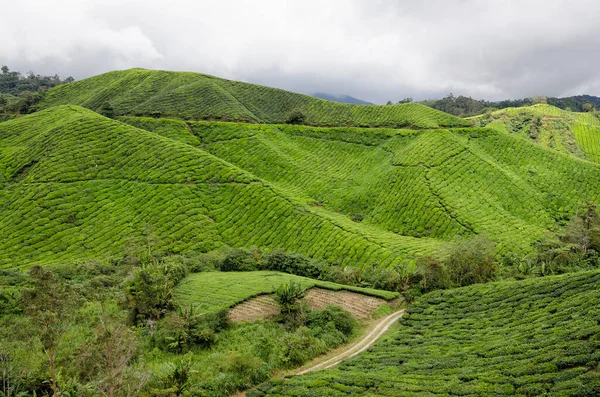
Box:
250;270;600;396
0;106;440;268
182;121;600;254
40;68;470;128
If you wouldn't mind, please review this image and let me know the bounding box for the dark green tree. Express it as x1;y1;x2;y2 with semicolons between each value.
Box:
285;108;306;124
100;102;116;119
21;266;81;397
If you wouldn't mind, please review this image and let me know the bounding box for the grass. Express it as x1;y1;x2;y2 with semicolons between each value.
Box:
474;104;600;164
173;271;399;313
39;68;470;129
250;270;600;396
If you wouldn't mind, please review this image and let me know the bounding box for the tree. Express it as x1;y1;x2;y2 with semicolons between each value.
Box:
285;108;305;124
562;201;600;256
100;102;115;119
122;265;174;325
273;281;308;329
445;234;497;286
532;95;548;105
78;299;146;397
0;96;6;113
583;103;594;112
21;266;81;397
397;97;413;104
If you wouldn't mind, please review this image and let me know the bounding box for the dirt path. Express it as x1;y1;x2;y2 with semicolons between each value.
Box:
234;309;405;397
296;309;405;374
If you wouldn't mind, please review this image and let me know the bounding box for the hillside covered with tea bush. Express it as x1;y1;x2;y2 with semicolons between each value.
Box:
250;270;600;396
38;68;469;128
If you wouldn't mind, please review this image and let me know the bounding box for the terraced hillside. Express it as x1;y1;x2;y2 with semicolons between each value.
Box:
473;104;600;164
39;68;469;128
250;270;600;396
0;106;445;268
122;118;600;254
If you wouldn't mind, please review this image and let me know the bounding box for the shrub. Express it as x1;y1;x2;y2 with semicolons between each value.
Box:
445;234;497;287
219;249;257;271
285;108;306;124
307;306;356;337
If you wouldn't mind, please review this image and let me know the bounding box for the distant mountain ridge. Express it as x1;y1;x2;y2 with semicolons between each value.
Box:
312;92;372;105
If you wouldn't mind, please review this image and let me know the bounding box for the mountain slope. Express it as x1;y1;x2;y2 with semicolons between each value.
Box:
0;106;445;268
313;92;373;105
121;118;600;254
473;104;600;164
250;270;600;396
39;68;469;129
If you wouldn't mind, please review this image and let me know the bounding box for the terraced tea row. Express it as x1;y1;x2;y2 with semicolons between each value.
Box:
0;106;441;267
40;68;470;128
250;270;600;396
183;121;600;254
174;271;399;314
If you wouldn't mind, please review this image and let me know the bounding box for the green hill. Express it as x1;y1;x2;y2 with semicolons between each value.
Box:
124;117;600;255
250;270;600;396
473;104;600;164
39;68;469;129
2;105;600;268
0;105;445;268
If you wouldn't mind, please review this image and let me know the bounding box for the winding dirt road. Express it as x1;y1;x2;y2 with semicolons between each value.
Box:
235;309;405;397
296;309;405;374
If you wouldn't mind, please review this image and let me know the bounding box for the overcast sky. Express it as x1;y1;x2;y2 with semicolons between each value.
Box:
2;0;600;103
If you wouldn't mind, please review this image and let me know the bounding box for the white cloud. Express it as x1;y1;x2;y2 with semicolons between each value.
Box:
2;0;600;103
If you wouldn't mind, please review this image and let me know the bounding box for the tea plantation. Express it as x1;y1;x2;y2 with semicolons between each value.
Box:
474;104;600;164
39;68;470;128
174;271;398;313
250;270;600;396
180;120;600;254
0;106;442;267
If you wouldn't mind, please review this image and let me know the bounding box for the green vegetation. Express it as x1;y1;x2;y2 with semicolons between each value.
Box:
419;93;600;117
185;120;600;255
174;271;399;313
473;104;600;164
250;270;600;396
3;105;600;270
0;255;371;397
0;106;441;268
40;68;469;128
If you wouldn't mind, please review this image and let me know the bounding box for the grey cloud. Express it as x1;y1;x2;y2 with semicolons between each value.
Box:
2;0;600;103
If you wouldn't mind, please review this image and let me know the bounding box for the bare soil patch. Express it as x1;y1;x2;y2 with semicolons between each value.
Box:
228;287;390;322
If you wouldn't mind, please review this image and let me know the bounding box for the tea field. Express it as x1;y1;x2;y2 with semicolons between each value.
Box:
474;104;600;164
250;270;600;396
0;106;443;268
39;68;470;128
183;121;600;254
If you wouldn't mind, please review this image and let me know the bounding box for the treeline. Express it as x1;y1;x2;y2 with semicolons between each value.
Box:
0;65;74;116
389;93;600;117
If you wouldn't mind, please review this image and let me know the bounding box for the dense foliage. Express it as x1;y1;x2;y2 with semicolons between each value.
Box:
0;251;367;397
0;66;74;115
250;270;600;396
419;93;600;117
